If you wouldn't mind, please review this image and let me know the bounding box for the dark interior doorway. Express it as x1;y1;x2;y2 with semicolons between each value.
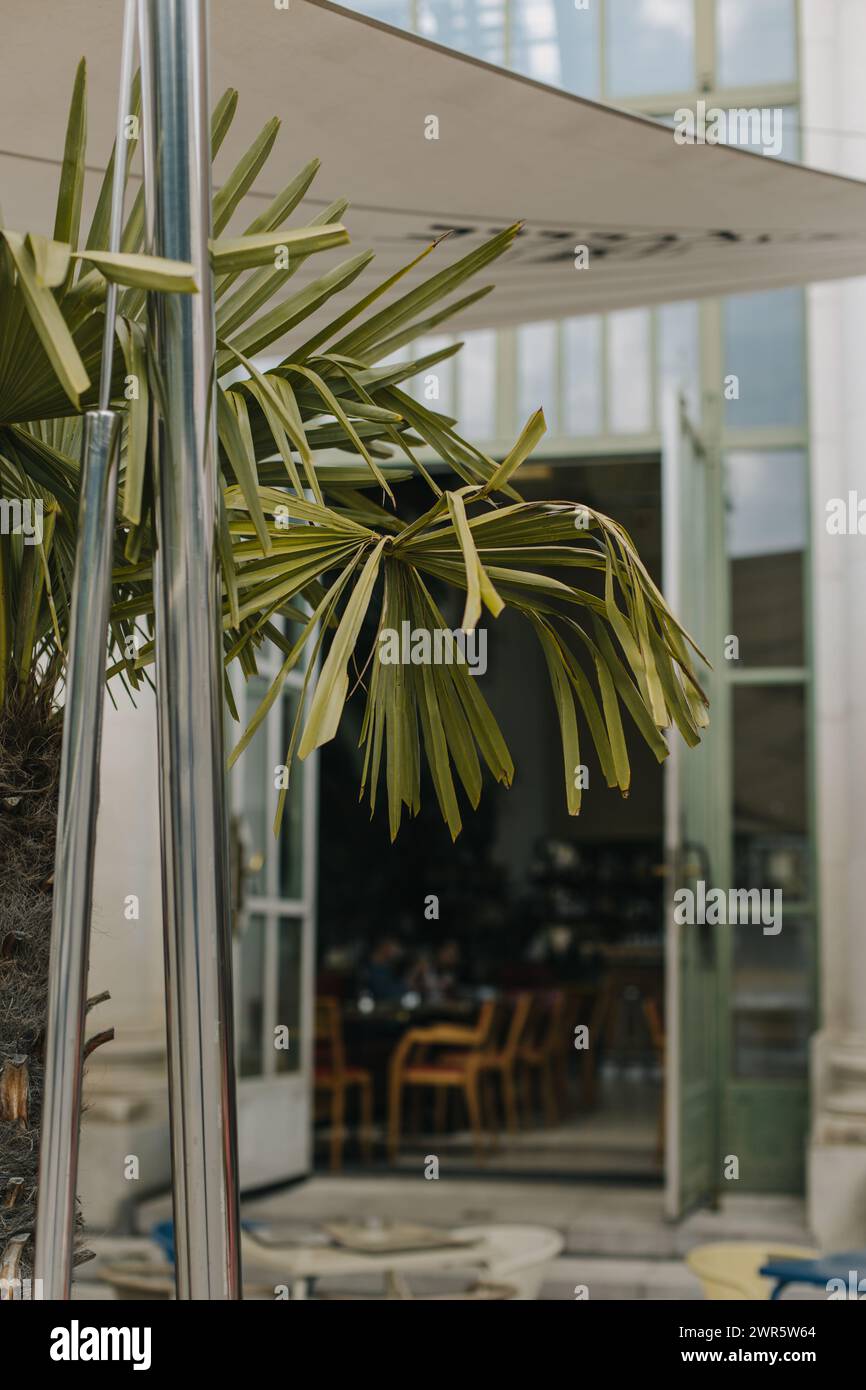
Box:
315;456;666;1180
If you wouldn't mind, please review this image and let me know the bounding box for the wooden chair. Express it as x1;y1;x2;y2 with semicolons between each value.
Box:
387;1002;498;1163
552;985;584;1117
314;997;373;1172
597;944;663;1067
642;996;666;1164
517;990;565;1127
436;992;534;1139
556;983;611;1112
476;992;534;1134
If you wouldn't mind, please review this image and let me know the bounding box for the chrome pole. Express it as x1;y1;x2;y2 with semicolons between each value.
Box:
137;0;241;1300
34;0;136;1301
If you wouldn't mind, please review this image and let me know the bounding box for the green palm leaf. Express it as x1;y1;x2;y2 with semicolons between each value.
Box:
0;59;709;848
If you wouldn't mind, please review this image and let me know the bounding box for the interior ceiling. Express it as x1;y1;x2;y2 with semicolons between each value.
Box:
3;0;866;344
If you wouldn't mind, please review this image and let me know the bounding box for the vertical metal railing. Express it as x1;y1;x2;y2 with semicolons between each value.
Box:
34;0;137;1301
137;0;241;1300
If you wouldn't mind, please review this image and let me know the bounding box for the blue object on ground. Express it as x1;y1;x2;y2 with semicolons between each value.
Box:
150;1218;263;1268
151;1220;175;1265
759;1249;866;1300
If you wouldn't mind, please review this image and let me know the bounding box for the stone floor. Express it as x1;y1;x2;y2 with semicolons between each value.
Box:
69;1168;816;1301
74;1074;817;1300
353;1070;664;1180
244;1174;812;1263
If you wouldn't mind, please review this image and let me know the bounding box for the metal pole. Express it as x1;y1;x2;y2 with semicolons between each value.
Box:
137;0;241;1300
34;414;121;1300
34;0;136;1300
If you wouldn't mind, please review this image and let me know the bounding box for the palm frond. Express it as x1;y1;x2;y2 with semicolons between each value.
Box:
0;61;709;841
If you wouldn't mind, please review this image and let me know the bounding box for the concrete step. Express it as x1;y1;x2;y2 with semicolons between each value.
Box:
540;1254;703;1301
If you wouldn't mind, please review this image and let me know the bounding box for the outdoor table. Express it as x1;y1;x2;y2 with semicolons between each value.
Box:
341;998;479;1030
241;1227;489;1299
146;1220;561;1300
759;1249;866;1299
240;1223;562;1300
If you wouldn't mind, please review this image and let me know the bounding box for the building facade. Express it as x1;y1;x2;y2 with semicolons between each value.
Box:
80;0;866;1245
351;0;815;1197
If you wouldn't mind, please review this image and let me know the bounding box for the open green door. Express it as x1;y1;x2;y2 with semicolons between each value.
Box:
662;390;721;1219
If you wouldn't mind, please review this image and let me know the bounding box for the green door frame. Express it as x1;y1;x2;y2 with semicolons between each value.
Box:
410;287;816;1201
662;389;724;1218
394;0;815;1201
699;299;817;1196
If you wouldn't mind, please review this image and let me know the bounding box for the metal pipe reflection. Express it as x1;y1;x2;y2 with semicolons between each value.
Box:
34;0;137;1301
137;0;241;1300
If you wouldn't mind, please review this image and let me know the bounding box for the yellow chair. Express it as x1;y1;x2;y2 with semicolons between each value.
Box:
686;1242;819;1300
387;1002;498;1163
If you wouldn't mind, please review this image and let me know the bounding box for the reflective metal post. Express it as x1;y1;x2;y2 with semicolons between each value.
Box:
34;0;136;1301
137;0;241;1300
34;414;121;1301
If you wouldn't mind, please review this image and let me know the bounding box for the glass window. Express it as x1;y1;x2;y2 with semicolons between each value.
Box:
410;334;455;416
275;918;303;1073
605;0;694;97
724;450;806;667
279;690;305;901
346;0;412;23
724;288;805;429
511;0;600;97
732;915;812;1080
732;683;809;899
607;308;652;433
717;0;797;90
418;0;506;64
238;914;266;1078
517;321;558;433
657;300;699;422
458;329;497;440
562;315;602;435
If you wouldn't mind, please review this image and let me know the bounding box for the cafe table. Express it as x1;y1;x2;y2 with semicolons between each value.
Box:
130;1219;562;1300
240;1221;562;1300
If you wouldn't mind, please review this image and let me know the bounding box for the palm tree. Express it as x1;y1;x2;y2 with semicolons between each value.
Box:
0;63;708;1282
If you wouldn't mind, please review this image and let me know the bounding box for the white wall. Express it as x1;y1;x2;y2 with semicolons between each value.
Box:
89;690;165;1040
78;689;170;1233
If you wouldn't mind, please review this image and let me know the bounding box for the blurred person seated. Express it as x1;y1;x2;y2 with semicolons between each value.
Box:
407;938;464;1004
362;936;406;1002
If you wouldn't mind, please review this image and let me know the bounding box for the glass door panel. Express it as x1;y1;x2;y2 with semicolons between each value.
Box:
275;916;303;1075
231;622;317;1189
278;689;304;902
663;389;722;1219
238;913;266;1079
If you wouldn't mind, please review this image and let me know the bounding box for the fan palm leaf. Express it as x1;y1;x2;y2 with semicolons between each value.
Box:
0;59;709;836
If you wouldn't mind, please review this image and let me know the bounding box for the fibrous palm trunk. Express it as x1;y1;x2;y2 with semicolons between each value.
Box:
0;691;61;1288
0;692;112;1293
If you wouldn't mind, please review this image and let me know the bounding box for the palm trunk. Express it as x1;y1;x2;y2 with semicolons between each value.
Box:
0;690;115;1293
0;691;62;1285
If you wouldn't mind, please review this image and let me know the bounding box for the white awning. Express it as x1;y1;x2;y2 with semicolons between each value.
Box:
3;0;866;330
